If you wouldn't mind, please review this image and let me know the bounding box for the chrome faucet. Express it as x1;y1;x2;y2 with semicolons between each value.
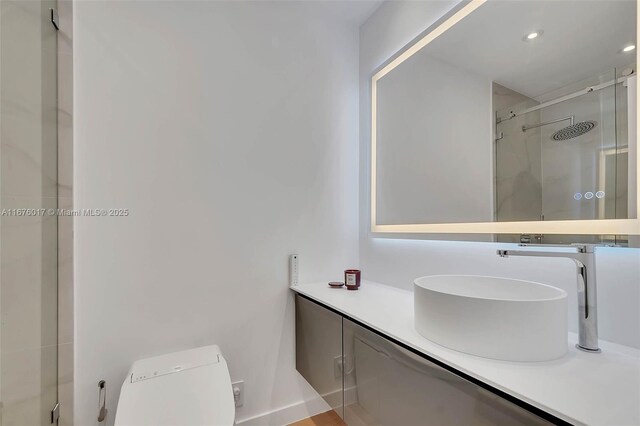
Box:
497;244;600;353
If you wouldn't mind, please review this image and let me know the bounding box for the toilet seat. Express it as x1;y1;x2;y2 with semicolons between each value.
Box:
115;345;235;426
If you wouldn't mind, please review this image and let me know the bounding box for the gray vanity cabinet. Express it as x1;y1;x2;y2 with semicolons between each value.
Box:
295;294;345;417
295;294;554;426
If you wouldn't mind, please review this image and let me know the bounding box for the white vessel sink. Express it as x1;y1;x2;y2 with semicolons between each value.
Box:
414;275;568;362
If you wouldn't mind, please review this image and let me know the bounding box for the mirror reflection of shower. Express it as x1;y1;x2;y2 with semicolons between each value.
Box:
494;67;636;228
521;116;598;141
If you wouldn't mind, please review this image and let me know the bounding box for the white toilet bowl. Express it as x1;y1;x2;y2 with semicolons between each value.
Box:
115;345;235;426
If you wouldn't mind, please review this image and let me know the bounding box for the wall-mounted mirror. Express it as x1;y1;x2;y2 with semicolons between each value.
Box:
372;0;639;239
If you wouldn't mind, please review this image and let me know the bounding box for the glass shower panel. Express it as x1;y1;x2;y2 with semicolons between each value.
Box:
0;1;59;425
614;67;636;221
495;85;543;223
540;69;617;222
495;69;622;223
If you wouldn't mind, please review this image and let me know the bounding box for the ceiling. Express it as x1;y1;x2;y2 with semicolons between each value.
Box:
420;0;636;99
315;0;383;26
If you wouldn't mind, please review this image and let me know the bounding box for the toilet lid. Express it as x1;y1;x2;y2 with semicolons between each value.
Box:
115;346;235;426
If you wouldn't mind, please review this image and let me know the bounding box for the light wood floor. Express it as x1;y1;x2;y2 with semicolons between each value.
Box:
289;410;347;426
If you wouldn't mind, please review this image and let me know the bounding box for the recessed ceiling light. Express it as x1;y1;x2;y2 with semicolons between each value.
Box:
623;45;636;52
522;30;543;42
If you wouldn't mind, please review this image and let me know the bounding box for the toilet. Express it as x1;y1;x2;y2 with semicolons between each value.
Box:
115;345;235;426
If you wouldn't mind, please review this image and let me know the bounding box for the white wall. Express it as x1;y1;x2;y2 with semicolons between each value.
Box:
359;1;640;349
376;52;493;225
73;2;362;425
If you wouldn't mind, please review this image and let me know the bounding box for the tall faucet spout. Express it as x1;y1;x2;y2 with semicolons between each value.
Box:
496;244;600;353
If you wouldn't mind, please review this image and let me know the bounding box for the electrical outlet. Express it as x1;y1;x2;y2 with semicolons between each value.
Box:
232;381;244;407
289;254;299;286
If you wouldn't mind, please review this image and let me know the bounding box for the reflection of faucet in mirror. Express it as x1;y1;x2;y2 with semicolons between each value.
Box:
497;244;600;353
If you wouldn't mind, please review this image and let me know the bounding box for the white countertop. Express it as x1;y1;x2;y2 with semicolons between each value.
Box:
291;281;640;426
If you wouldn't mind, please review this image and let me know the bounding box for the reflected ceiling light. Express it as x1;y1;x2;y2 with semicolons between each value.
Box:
523;30;543;42
623;44;636;52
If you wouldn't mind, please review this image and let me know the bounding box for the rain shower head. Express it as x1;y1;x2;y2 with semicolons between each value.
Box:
551;120;597;141
520;116;598;141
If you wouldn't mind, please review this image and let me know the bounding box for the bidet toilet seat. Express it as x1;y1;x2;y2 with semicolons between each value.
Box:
115;345;235;426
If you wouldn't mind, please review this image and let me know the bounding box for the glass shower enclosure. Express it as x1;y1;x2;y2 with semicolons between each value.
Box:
495;67;635;243
0;1;59;425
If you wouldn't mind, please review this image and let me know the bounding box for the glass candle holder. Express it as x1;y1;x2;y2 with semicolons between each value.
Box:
344;269;361;290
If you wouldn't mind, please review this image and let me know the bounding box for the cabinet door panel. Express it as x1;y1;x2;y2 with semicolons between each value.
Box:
343;319;550;426
295;295;344;418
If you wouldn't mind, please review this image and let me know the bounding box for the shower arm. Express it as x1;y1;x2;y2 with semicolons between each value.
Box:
521;115;574;132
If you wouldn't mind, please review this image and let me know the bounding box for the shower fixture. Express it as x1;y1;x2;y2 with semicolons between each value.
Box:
551;121;597;141
521;115;597;141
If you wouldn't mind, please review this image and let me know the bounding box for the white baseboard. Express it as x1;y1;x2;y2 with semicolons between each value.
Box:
235;386;357;426
235;396;329;426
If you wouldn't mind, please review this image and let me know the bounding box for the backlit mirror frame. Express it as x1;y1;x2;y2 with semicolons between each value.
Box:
370;0;640;236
